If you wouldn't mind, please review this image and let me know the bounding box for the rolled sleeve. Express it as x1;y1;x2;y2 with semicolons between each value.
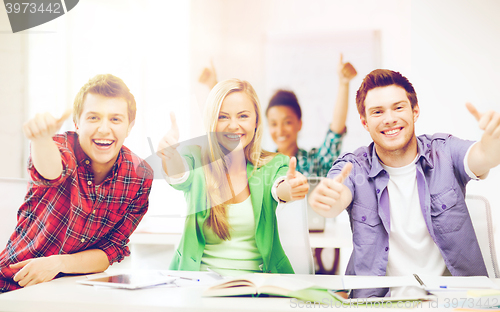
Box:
463;142;487;180
446;135;476;186
93;235;131;264
28;140;76;187
320;128;345;159
306;128;345;177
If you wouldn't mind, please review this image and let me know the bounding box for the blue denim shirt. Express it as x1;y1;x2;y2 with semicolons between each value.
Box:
328;133;487;298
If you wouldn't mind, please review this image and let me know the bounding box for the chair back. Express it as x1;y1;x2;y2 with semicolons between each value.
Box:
466;195;499;278
275;198;315;274
0;178;28;249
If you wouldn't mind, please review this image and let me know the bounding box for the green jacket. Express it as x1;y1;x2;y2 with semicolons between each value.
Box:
168;146;294;274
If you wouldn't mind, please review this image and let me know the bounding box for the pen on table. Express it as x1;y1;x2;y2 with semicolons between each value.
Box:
168;275;200;282
206;267;224;280
413;274;426;287
158;271;200;281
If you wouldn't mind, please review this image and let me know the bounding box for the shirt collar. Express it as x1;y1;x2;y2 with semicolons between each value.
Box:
367;136;433;178
275;148;307;158
367;143;385;178
73;133;91;166
416;135;434;169
73;133;123;178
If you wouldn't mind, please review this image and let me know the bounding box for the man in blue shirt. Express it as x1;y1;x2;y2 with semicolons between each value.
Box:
308;69;500;298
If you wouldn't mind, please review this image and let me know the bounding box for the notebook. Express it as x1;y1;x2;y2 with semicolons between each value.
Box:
77;273;175;289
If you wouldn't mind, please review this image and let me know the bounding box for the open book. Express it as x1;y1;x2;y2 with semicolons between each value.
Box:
202;273;317;297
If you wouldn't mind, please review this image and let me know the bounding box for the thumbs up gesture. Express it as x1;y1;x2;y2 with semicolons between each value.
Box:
157;112;183;177
284;157;309;201
308;163;353;218
465;103;500;176
157;112;180;160
22;109;72;180
23;109;72;141
466;103;500;141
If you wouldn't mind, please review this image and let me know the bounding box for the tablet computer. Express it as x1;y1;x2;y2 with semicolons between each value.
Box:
328;289;435;304
77;273;176;289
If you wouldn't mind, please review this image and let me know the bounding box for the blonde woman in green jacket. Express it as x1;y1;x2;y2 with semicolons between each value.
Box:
157;79;309;276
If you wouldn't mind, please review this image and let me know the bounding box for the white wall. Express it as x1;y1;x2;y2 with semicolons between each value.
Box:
191;0;412;153
0;0;192;217
0;6;26;178
410;0;500;246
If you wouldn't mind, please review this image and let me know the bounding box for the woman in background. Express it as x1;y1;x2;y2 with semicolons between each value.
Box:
158;79;309;276
199;55;357;177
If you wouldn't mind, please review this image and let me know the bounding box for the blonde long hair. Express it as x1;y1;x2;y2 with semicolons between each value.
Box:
202;79;275;240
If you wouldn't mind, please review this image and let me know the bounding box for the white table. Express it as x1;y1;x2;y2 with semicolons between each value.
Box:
1;269;498;312
0;270;333;312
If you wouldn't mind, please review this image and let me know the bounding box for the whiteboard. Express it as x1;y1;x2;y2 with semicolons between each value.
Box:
263;30;381;154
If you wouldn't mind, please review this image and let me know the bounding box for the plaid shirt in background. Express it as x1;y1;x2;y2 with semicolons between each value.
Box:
295;129;345;178
0;132;153;292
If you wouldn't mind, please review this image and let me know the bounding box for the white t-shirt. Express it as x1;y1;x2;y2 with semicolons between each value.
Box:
381;145;479;297
381;156;447;281
381;155;446;297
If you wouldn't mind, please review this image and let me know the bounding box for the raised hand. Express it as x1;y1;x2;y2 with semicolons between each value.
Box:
338;54;357;83
466;103;500;174
308;162;353;218
23;109;72;141
467;103;500;139
23;109;73;179
285;157;309;201
157;112;184;177
157;112;180;160
198;59;218;89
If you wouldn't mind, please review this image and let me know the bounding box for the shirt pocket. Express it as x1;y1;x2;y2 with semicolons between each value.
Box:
430;188;466;234
103;206;128;224
351;204;382;245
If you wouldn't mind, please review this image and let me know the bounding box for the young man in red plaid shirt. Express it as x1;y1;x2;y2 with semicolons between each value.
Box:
0;74;153;292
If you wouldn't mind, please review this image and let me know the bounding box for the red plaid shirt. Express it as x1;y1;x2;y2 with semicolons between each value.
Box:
0;131;153;292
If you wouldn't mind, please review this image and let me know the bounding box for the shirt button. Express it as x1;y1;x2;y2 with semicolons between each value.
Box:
385;247;389;252
93;210;96;214
81;238;85;243
363;153;368;157
85;160;90;165
87;181;92;185
376;189;380;194
442;204;447;209
361;216;366;222
427;144;431;148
